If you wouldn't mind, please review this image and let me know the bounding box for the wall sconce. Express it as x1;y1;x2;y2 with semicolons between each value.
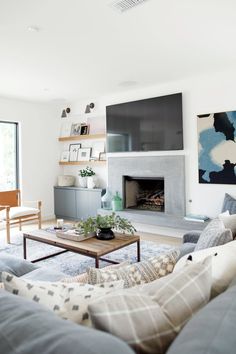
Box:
85;103;95;114
61;107;71;118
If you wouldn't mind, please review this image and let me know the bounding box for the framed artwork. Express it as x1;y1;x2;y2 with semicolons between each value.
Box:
80;124;90;135
70;123;81;136
69;143;81;162
197;110;236;184
99;152;106;161
60;151;70;162
91;141;105;159
60;122;71;137
78;148;91;161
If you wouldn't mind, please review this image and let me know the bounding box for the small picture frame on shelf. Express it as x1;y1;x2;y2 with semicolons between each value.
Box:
70;123;81;136
60;122;72;137
91;141;105;159
61;151;70;162
78;148;91;161
80;124;90;135
69;143;81;162
99;152;106;161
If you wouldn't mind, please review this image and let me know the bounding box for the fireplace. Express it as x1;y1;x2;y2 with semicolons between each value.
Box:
123;176;165;212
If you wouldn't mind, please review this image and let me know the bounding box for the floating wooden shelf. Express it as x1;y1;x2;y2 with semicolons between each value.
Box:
58;133;106;142
59;160;107;166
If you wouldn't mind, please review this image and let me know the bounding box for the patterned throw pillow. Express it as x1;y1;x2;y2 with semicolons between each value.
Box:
88;257;212;354
2;273;124;326
195;218;232;251
61;261;130;284
87;249;180;288
222;193;236;214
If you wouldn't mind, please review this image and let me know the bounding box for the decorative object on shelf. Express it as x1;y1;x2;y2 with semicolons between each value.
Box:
56;219;64;229
69;143;81;162
75;213;136;241
91;141;105;159
85;102;95;114
78;166;95;188
87;175;98;189
197;110;236;184
60;122;72;137
70;123;81;136
80;123;90;135
60;151;70;162
61;107;71;118
78;148;91;161
101;189;113;210
112;191;123;211
57;175;75;187
99;152;106;161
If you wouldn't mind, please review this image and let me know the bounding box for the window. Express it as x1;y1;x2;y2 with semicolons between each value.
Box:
0;121;19;191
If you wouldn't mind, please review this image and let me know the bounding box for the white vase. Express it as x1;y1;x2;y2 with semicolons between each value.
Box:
79;176;87;188
87;176;97;189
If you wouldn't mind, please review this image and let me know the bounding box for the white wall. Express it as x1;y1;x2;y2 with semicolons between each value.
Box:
68;67;236;218
0;96;61;219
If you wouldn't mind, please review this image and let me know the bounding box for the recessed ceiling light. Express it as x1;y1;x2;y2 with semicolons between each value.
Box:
28;26;40;32
43;88;49;92
110;0;149;13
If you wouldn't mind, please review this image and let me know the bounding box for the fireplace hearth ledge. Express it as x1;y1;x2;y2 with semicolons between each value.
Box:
98;208;207;231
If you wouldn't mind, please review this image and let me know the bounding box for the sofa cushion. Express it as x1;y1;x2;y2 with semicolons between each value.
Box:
219;212;236;237
2;273;124;326
222;193;236;214
88;257;212;354
178;243;196;260
174;240;236;298
87;249;180;288
22;267;66;281
166;284;236;354
0;253;38;281
195;218;232;251
0;290;133;354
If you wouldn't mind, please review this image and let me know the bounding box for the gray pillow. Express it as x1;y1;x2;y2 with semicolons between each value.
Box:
21;267;66;281
167;284;236;354
222;193;236;214
178;243;196;260
0;290;133;354
0;254;38;281
195;218;233;251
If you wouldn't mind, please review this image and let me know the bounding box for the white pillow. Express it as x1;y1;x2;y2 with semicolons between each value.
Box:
2;273;124;326
174;240;236;298
219;211;236;237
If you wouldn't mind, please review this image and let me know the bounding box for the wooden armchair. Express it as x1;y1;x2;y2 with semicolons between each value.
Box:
0;190;42;244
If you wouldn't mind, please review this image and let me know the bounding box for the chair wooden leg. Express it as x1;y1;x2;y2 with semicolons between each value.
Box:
6;208;10;244
38;200;42;229
19;219;22;231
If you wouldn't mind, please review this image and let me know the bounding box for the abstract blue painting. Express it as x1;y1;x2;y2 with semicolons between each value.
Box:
198;111;236;184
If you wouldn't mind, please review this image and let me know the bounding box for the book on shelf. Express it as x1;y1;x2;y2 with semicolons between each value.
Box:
184;214;210;223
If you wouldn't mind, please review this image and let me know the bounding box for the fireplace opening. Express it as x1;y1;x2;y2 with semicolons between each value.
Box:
123;176;165;212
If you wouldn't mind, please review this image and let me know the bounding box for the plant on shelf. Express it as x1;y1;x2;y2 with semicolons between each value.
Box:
74;212;136;240
78;166;96;188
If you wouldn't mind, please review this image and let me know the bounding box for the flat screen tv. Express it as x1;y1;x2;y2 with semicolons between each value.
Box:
106;93;183;152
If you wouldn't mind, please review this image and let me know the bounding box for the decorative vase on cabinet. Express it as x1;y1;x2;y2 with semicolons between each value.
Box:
79;176;87;188
101;189;112;210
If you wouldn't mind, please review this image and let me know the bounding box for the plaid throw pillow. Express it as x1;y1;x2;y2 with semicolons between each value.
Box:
87;249;180;288
88;257;212;354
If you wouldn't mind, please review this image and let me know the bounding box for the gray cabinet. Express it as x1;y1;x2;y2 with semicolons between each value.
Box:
54;187;104;220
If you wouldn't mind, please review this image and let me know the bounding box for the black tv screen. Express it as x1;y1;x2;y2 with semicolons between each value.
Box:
106;93;183;152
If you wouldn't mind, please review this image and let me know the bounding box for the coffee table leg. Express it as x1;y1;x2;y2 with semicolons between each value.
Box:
95;257;99;268
23;235;27;259
137;240;141;262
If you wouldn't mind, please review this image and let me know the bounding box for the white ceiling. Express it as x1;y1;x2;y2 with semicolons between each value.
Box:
0;0;236;102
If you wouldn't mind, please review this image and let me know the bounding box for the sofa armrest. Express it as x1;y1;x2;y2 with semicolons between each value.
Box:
183;230;201;244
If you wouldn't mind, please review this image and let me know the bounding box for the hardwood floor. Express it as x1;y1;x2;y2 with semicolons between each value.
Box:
0;219;182;247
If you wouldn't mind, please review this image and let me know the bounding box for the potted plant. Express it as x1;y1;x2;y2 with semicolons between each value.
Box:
78;166;96;188
74;217;97;237
74;213;136;240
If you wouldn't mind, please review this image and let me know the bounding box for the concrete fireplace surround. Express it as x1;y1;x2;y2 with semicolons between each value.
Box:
103;155;205;231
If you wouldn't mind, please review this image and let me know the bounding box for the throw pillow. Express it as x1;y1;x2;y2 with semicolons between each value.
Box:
195;218;232;251
87;249;180;288
0;254;38;281
88;257;212;354
174;240;236;298
222;193;236;214
61;261;130;284
219;213;236;238
2;273;124;326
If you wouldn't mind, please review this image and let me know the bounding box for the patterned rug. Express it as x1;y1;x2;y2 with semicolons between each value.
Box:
0;232;174;276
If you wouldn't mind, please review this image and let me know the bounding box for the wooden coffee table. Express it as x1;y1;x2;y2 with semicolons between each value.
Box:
23;229;140;268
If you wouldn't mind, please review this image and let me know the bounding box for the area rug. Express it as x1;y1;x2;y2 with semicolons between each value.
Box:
0;232;175;276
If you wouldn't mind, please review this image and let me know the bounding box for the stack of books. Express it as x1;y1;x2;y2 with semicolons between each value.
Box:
184;214;210;223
